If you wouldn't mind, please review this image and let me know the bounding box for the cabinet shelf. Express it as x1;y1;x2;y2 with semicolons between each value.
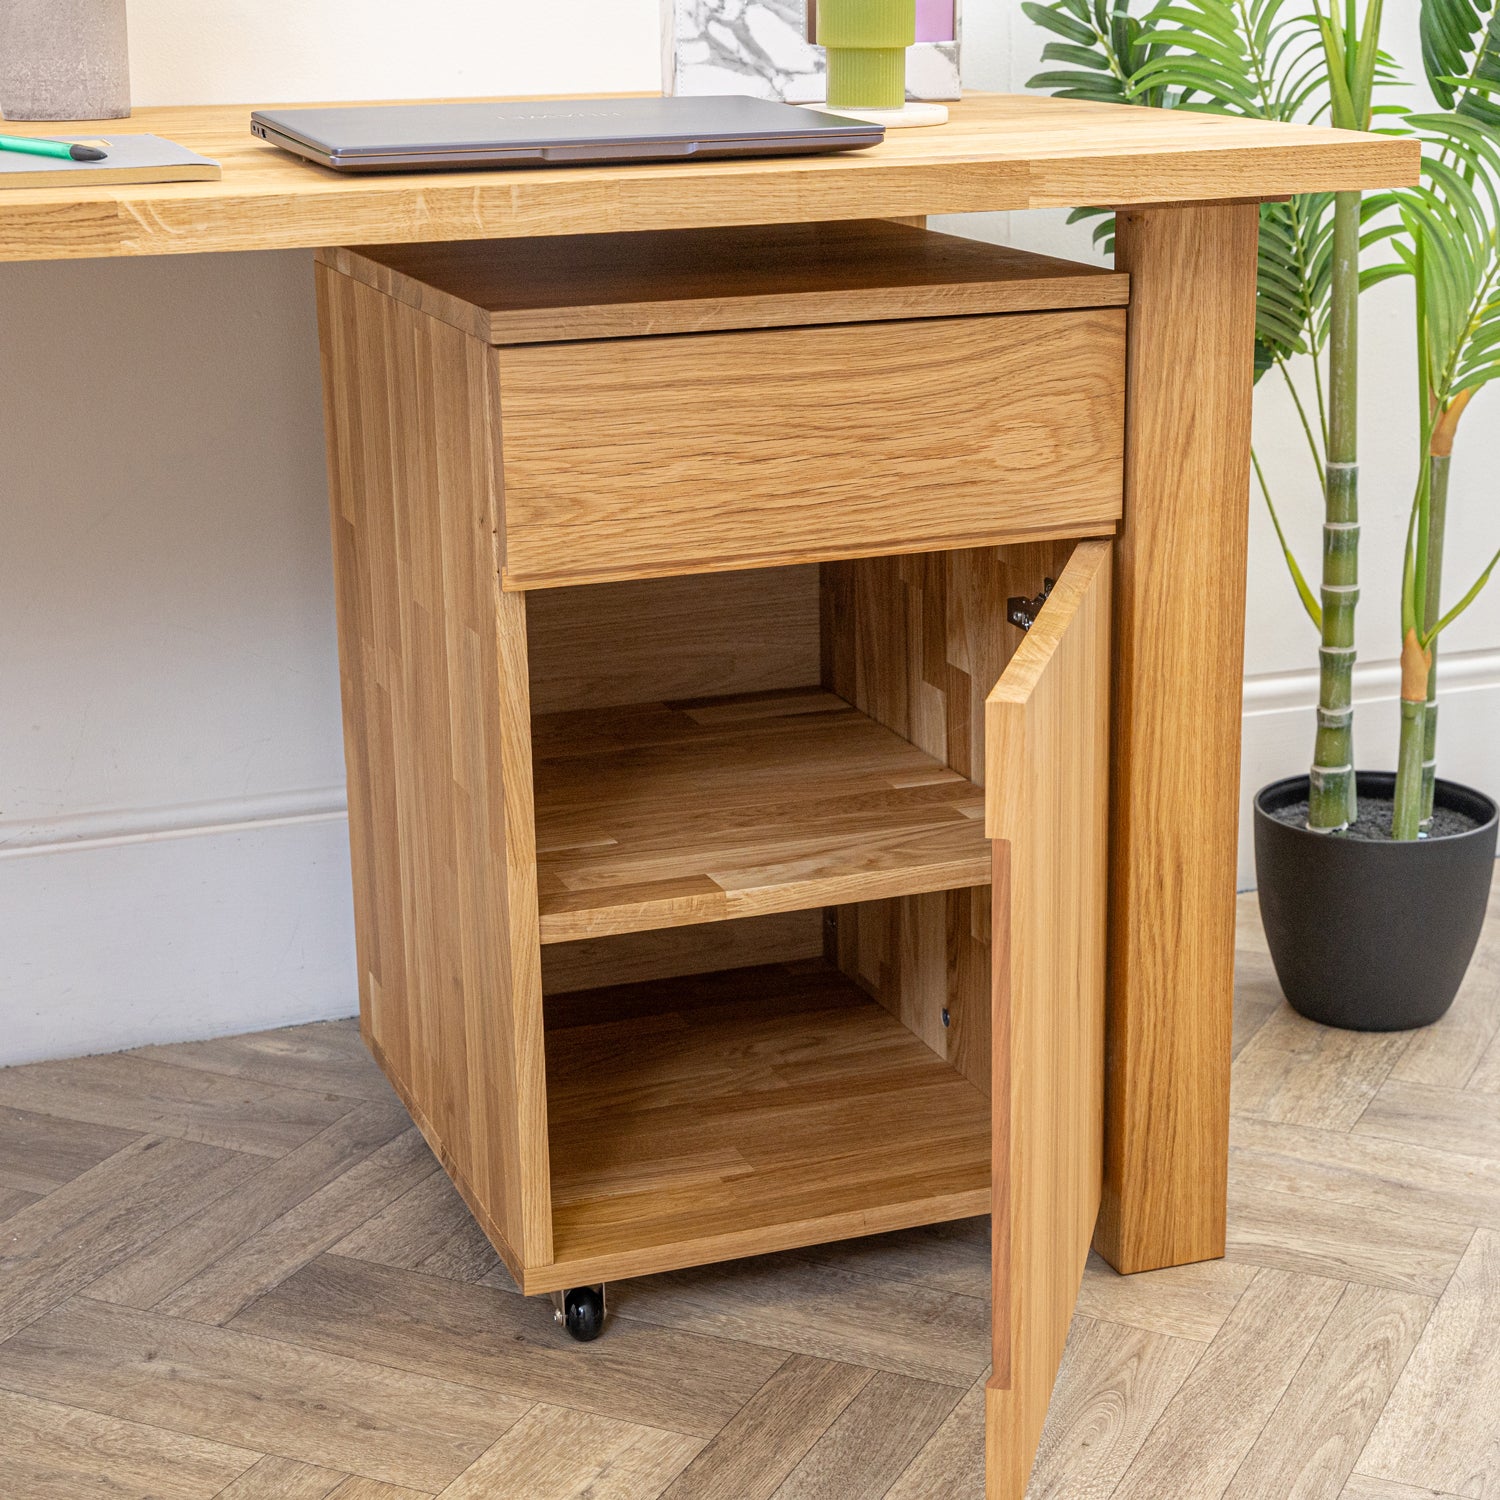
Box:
533;960;991;1292
532;688;990;944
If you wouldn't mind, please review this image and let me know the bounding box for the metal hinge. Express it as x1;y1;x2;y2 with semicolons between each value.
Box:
1007;579;1056;632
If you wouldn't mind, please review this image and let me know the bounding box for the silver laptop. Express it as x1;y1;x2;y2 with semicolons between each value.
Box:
250;96;884;172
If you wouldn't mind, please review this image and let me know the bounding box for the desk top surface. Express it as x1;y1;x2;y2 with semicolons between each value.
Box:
0;92;1416;263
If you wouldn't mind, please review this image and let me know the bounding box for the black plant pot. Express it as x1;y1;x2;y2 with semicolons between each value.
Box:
1254;772;1498;1031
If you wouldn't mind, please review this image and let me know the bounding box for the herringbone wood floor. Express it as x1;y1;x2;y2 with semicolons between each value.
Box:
2;889;1497;1500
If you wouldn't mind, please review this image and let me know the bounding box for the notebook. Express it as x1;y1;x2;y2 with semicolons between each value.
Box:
0;133;221;188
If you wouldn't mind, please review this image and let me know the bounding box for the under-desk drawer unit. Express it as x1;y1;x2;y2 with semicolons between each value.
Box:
494;311;1124;585
317;220;1119;1500
319;220;1127;589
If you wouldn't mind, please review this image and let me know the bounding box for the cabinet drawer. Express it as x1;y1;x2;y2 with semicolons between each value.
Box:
495;310;1125;589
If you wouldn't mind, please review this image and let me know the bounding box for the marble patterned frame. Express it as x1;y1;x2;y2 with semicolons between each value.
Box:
662;0;961;103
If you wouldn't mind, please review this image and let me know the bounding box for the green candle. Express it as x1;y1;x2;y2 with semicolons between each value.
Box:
818;0;915;111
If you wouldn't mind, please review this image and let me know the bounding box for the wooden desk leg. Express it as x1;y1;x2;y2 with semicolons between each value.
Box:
1094;202;1258;1275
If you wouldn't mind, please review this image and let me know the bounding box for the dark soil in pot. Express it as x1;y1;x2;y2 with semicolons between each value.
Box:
1254;772;1498;1031
1265;792;1483;840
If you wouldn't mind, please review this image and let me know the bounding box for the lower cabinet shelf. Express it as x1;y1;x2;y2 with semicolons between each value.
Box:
529;959;992;1294
532;688;990;943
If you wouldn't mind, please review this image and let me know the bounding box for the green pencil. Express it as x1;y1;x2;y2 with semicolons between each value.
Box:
0;133;108;163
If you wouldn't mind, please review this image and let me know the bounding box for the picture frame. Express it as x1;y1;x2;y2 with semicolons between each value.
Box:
661;0;961;103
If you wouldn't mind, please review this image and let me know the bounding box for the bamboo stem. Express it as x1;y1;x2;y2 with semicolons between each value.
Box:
1394;627;1432;840
1308;189;1362;831
1394;699;1427;839
1419;451;1450;825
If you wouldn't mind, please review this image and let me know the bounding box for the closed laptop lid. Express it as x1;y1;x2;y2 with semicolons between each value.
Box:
251;96;882;161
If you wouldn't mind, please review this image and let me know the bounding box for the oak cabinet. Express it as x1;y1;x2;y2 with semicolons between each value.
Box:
317;218;1118;1497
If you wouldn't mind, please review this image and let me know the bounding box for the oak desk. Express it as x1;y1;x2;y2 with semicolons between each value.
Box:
1;95;1415;1497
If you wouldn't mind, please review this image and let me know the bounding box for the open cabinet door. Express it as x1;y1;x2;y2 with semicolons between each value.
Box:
985;538;1112;1498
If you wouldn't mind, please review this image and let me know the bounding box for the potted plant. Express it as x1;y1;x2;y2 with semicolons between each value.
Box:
1024;0;1499;1029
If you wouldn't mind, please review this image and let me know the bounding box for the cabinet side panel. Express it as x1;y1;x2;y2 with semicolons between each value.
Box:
822;542;1075;1090
317;264;551;1271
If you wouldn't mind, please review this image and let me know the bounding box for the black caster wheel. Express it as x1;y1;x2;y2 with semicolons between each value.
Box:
560;1285;605;1342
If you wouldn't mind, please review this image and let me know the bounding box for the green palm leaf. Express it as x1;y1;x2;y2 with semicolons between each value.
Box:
1381;112;1500;414
1375;93;1500;657
1421;0;1500;126
1023;0;1176;105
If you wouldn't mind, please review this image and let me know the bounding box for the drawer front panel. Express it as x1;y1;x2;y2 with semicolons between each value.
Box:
496;310;1125;589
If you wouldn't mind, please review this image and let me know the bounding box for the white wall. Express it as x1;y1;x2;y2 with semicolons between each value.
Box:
0;4;662;1066
2;0;1496;1065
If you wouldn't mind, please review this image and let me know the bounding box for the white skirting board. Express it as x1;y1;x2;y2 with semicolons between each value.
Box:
1;653;1495;1067
0;814;357;1067
1238;646;1500;889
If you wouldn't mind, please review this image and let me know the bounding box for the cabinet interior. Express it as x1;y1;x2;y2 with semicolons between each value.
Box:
520;540;1075;1286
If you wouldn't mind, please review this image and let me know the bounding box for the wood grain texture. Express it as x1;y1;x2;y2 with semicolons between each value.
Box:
1224;1282;1431;1500
541;911;825;998
231;1253;783;1441
1340;1478;1475;1500
85;1101;410;1311
659;1355;871;1500
1110;1268;1344;1498
1076;1249;1256;1343
822;543;1074;788
329;1168;480;1275
768;1370;961;1499
1;916;1498;1500
821;541;1078;1096
885;1382;988;1500
540;962;990;1293
1025;1316;1202;1498
128;1021;401;1106
1468;1011;1500;1095
212;1456;347;1500
525;565;820;716
318;264;552;1276
0;1297;527;1492
1225;1177;1472;1297
326;1479;431;1500
0;1053;346;1157
0;1388;257;1500
792;1213;990;1300
322;220;1127;344
532;689;988;943
0;1106;137;1195
435;1404;702;1500
1094;202;1259;1276
0;1188;39;1223
1357;1228;1500;1497
984;539;1112;1500
0;94;1415;263
1233;1004;1411;1130
0;1136;258;1343
148;1128;435;1325
1229;1112;1500;1235
495;311;1125;589
612;1247;989;1387
1355;1078;1500;1161
828;888;992;1089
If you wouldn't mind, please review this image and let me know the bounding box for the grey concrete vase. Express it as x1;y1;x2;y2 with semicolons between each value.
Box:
0;0;130;121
